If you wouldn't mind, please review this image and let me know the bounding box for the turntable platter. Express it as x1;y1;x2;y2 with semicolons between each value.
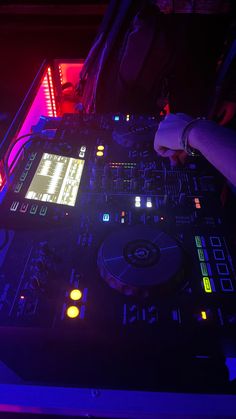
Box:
97;225;186;296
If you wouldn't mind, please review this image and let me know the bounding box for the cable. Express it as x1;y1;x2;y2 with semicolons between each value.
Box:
4;132;43;181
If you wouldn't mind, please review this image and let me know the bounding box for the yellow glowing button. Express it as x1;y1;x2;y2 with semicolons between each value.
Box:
66;306;80;318
96;151;104;157
70;289;82;301
201;311;207;320
203;277;212;293
97;145;105;151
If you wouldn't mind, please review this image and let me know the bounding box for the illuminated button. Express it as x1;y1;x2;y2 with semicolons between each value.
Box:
195;236;202;248
80;146;86;152
220;278;234;292
14;182;23;193
66;306;80;318
194;197;200;204
203;277;212;293
197;249;205;261
201;311;207;320
96;151;104;157
126;114;130;121
121;218;125;224
200;262;208;276
146;197;152;208
70;289;82;301
210;236;221;247
103;213;110;222
20;171;28;181
25;161;32;170
29;152;37;161
217;263;229;275
135;196;141;202
121;211;125;217
196;203;201;209
213;249;225;260
20;203;28;213
114;115;120;121
10;201;19;212
30;204;38;215
97;145;104;151
135;202;141;208
39;206;48;216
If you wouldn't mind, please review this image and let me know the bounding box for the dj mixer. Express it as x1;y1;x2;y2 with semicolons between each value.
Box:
0;113;236;394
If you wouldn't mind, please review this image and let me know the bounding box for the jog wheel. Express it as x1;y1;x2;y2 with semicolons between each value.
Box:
97;225;186;297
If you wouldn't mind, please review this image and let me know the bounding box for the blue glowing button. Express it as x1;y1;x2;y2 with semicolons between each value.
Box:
213;249;225;260
217;263;229;275
103;213;110;222
220;278;234;292
114;115;120;121
210;236;221;247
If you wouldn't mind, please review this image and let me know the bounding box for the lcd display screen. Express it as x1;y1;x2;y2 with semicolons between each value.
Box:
25;153;84;207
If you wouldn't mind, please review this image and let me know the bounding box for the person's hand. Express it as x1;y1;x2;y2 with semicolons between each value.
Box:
154;113;192;165
215;101;236;126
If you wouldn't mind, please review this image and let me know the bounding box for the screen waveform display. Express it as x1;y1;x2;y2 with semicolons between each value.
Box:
25;153;84;207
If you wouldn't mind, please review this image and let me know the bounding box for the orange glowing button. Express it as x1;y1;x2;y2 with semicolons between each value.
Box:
121;211;125;217
70;289;82;301
97;145;105;151
66;306;80;318
196;204;201;209
96;151;104;157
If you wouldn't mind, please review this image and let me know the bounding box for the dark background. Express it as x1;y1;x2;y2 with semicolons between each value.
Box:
0;2;108;138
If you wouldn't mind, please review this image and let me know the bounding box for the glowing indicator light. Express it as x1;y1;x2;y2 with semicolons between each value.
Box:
20;295;25;300
196;203;201;209
201;311;207;320
135;196;141;202
160;216;164;221
114;115;120;121
97;145;104;151
103;213;110;222
135;202;141;208
195;236;202;248
66;306;80;319
146;198;152;208
121;218;125;224
126;114;130;121
96;151;104;157
203;277;212;293
70;289;82;301
194;198;200;204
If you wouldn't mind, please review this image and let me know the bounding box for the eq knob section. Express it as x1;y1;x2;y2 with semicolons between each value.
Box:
97;225;186;297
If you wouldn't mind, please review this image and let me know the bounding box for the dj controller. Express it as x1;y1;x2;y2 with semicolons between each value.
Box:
0;113;236;394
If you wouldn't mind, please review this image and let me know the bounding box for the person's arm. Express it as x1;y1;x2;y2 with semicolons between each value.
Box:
154;113;236;186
